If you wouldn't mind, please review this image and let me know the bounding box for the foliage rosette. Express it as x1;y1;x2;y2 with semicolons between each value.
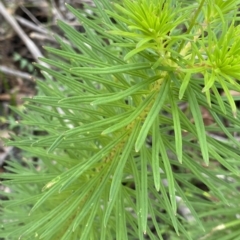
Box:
1;0;240;239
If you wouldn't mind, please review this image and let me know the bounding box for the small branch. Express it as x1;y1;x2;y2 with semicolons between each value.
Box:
15;16;73;47
19;4;42;26
29;32;55;42
15;15;50;35
0;65;33;81
0;2;47;67
50;0;65;21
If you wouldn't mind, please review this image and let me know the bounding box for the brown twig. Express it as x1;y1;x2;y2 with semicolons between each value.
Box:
15;15;50;35
0;65;33;81
0;1;47;67
19;4;42;26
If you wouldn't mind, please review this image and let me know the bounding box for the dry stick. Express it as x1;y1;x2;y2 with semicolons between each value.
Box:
0;65;33;81
15;15;50;35
29;32;56;42
15;16;75;45
50;0;65;21
0;1;47;67
20;4;42;26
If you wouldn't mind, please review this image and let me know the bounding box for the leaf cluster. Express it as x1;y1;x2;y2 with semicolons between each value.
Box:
1;0;240;239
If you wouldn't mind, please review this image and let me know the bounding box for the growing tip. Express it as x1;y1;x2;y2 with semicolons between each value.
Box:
135;146;139;152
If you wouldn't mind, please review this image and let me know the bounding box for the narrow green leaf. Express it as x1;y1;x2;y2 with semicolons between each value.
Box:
65;4;120;42
182;151;229;205
209;147;239;175
36;58;71;72
202;71;216;93
57;20;124;64
105;9;132;27
39;188;100;239
1;173;54;185
47;134;65;153
152;117;161;191
140;146;148;233
179;72;191;99
70;62;151;75
158;134;177;214
219;78;237;117
30;134;125;215
212;85;226;114
43;47;109;67
207;141;240;172
110;2;139;24
210;110;240;148
135;79;169;152
187;87;209;165
71;158;119;232
104;120;141;227
174;182;205;232
59;132;128;193
92;76;158;105
102;91;157;135
24;96;60;103
63;112;130;138
124;44;152;60
136;36;154;48
148;202;164;240
129;156;144;240
22;187;83;238
115;188;128;240
108;30;147;39
79;200;100;240
169;91;182;163
150;184;179;234
58;95;110;104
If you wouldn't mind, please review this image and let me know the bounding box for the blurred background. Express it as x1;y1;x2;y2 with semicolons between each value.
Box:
0;0;93;171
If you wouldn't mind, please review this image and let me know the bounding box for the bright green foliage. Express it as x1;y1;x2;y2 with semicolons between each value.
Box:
1;0;240;239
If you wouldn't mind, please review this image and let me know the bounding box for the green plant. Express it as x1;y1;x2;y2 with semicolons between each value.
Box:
1;0;240;239
13;53;34;73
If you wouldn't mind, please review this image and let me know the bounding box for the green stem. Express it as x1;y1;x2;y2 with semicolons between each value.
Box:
178;0;206;52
